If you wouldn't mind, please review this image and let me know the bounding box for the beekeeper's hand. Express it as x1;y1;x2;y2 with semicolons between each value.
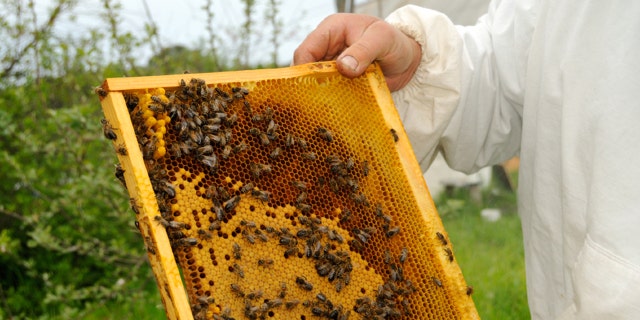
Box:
293;13;421;92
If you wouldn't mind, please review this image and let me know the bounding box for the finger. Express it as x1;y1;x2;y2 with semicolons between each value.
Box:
336;20;399;78
293;14;380;66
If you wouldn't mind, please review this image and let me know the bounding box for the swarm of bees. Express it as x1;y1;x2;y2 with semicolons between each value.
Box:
98;74;473;320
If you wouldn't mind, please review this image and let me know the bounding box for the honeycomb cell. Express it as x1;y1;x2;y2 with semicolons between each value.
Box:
100;63;477;320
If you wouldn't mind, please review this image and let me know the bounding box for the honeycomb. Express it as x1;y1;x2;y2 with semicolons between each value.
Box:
97;62;479;320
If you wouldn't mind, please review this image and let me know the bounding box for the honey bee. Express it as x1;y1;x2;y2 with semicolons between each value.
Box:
230;283;245;297
316;292;327;302
222;145;232;159
101;118;117;140
295;276;313;291
317;127;333;142
225;113;238;126
269;147;282;159
240;182;255;194
233;141;248;154
251;113;263;122
202;123;221;133
223;195;241;212
204;185;218;200
399;247;408;263
200;154;219;171
157;180;176;198
197;145;214;156
266;298;283;308
386;226;401;238
189;130;204;145
257;258;273;267
129;198;140;214
278;282;287;298
116;143;127;156
94;86;108;97
312;307;327;317
242;230;256;244
214;307;234;320
169;143;183;158
339;209;352;222
250;163;272;178
297;137;308;150
444;247;454;262
240;220;257;228
285;134;295;148
285;246;299;256
251;189;270;202
209;220;220;231
291;180;307;191
436;231;448;245
259;132;270;145
301;152;317;161
296;203;311;214
154;215;186;230
328;229;344;243
232;263;245;278
144;236;156;255
246;289;263;300
285;300;299;309
349;239;363;251
254;229;268;242
243;101;253;114
352;228;371;244
295;191;307;205
351;193;370;206
266;119;278;137
197;229;213;240
196;295;215;306
345;157;355;170
279;234;298;247
362;160;370;176
264;107;274;122
217;187;230;201
432;276;443;288
390;128;399;142
231;86;249;99
466;285;474;296
173;237;198;247
384;250;393;264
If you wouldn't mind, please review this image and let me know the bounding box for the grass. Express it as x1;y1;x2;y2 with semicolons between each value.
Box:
436;180;530;319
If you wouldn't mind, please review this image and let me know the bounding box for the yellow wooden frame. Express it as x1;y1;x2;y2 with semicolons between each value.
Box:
97;62;479;320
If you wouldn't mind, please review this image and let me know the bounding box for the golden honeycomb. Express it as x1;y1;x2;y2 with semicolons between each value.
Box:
97;62;479;320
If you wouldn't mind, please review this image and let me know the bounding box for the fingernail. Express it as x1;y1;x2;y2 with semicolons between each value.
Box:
339;55;358;72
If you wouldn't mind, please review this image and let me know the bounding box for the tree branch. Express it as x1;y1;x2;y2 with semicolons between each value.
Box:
0;1;68;80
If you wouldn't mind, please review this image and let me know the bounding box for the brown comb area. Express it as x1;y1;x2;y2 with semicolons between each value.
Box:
128;74;461;319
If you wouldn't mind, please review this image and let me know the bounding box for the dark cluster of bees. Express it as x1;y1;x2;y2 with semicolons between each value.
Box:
98;75;471;319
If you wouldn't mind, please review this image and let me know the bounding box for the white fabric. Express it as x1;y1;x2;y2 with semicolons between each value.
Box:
386;1;640;319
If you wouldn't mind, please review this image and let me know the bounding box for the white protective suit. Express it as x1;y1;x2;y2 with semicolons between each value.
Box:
385;1;640;319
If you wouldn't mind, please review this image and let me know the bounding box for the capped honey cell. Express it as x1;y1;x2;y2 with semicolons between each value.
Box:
98;62;478;320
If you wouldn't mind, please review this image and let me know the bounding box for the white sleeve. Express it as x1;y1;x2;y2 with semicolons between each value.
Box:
386;0;536;174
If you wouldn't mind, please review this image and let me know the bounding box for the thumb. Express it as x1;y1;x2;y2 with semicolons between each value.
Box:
335;20;397;78
335;40;378;79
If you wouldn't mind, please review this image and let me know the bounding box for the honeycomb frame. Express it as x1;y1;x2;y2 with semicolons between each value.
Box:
97;62;479;320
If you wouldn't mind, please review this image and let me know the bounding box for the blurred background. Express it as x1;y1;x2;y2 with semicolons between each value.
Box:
0;0;527;319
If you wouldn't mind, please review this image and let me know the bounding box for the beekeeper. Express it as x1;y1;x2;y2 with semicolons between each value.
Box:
294;0;640;318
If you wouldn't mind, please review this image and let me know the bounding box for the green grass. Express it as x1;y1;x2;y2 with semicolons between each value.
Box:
436;183;530;319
